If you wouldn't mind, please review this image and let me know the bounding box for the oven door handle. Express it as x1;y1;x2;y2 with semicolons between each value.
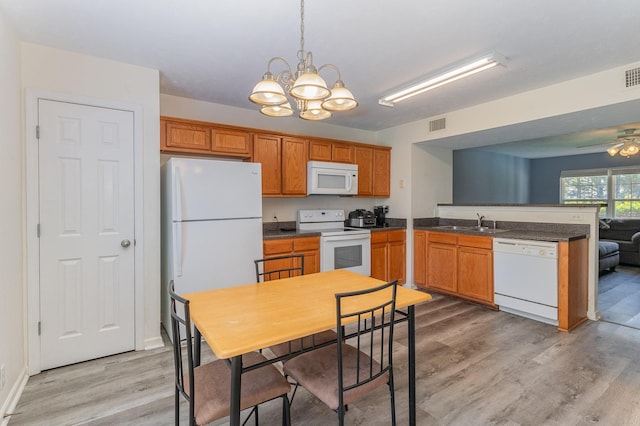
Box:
323;234;370;242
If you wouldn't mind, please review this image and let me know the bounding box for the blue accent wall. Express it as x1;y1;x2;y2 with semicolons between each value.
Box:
453;149;639;204
453;149;531;203
529;152;640;203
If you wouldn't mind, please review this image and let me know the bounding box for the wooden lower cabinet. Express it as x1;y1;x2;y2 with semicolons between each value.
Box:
262;236;320;278
371;230;406;284
415;230;494;307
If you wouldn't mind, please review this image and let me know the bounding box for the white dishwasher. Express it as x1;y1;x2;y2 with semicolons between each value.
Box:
493;238;558;325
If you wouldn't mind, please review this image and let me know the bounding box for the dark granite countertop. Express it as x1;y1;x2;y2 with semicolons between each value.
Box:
413;218;589;242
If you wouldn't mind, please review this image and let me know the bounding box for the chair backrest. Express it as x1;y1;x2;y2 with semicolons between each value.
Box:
168;281;196;419
254;254;305;282
335;280;398;402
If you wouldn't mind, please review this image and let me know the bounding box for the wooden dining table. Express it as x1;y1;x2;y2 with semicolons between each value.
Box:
184;269;432;425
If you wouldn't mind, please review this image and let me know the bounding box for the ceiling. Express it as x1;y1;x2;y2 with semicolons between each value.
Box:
3;0;640;156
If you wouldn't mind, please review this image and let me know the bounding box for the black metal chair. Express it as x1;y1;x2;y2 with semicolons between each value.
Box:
283;280;399;425
254;254;305;282
254;254;337;359
168;281;291;426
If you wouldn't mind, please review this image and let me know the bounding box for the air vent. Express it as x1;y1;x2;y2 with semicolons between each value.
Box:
626;67;640;88
429;117;446;132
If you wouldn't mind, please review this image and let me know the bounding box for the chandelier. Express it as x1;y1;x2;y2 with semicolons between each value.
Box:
248;0;357;121
607;129;640;157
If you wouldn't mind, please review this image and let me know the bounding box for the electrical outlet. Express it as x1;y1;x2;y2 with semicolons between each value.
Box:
272;215;278;222
0;364;5;390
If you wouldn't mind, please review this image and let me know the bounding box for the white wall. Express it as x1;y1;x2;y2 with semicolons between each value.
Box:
20;44;162;349
0;7;25;421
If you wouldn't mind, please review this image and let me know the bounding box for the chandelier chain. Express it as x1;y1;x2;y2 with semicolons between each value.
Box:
298;0;305;61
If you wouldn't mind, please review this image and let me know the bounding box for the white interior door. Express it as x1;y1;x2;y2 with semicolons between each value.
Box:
38;99;135;370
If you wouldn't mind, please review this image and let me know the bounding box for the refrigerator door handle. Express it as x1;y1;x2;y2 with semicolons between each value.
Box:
174;167;183;222
173;222;183;277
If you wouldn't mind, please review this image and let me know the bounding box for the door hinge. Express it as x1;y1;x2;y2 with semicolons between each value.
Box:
37;223;40;238
38;321;41;336
36;125;40;139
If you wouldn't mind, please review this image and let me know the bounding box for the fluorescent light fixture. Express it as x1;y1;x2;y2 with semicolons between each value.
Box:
378;51;506;107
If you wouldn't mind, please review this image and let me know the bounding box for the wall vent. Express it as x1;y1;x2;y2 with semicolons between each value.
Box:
626;67;640;88
429;117;446;132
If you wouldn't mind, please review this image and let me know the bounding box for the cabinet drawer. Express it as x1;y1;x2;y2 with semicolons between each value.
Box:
293;236;320;251
387;230;406;242
371;231;388;244
428;232;457;245
263;239;293;255
457;234;493;249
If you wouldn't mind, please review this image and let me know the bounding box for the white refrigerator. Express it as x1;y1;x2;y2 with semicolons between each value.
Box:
160;158;263;335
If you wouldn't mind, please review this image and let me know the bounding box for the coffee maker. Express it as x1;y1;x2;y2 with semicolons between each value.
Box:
374;205;389;227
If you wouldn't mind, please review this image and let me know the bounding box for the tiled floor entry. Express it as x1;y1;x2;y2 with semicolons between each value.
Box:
598;264;640;329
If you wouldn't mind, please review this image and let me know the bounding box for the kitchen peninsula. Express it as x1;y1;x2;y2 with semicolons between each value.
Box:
413;204;597;332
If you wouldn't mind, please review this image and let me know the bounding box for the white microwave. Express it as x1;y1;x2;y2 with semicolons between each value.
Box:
307;161;358;195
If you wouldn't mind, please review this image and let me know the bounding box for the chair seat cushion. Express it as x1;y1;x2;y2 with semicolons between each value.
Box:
283;343;389;411
599;241;620;257
190;352;290;425
270;329;338;358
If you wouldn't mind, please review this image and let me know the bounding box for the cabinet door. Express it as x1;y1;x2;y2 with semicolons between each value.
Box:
308;140;332;161
413;231;427;288
427;243;457;292
212;128;251;157
354;146;373;196
164;120;211;152
457;247;493;303
371;231;388;280
388;230;406;284
332;143;355;163
282;137;308;196
373;148;391;197
261;238;294;281
253;134;282;196
293;237;320;274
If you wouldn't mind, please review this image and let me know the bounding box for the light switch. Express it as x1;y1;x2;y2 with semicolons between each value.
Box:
399;179;406;188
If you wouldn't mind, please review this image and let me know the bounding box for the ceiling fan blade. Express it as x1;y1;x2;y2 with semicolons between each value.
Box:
576;141;622;149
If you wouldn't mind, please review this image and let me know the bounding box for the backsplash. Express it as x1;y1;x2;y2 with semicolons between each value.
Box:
262;196;389;223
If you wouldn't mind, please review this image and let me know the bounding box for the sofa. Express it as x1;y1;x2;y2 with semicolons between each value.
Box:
599;218;640;266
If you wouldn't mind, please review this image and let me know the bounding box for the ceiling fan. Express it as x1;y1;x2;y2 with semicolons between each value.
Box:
577;128;640;157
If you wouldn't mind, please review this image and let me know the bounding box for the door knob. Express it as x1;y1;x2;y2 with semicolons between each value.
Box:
121;239;131;248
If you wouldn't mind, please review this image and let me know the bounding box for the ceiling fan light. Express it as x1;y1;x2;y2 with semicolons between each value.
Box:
260;102;294;117
299;100;331;120
607;146;621;157
322;81;358;111
249;73;288;106
290;71;330;100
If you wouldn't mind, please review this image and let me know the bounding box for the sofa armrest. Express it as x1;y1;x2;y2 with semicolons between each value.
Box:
631;232;640;246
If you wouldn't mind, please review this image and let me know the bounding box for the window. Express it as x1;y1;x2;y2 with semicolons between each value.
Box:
560;167;640;217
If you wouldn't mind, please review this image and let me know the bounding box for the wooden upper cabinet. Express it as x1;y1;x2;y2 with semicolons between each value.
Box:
212;128;251;156
252;134;282;195
163;120;211;152
354;146;374;196
308;139;354;163
161;117;251;158
373;148;391;197
332;143;355;163
308;140;333;161
281;137;308;196
253;134;307;197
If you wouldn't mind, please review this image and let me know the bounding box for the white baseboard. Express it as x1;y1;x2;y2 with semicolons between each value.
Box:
144;335;164;351
0;367;28;426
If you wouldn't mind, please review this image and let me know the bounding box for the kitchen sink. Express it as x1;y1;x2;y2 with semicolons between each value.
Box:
433;225;508;234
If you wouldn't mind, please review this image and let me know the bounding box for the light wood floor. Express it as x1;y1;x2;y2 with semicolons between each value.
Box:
598;265;640;329
9;293;640;425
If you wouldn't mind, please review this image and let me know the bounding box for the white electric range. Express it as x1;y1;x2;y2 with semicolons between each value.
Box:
296;209;371;276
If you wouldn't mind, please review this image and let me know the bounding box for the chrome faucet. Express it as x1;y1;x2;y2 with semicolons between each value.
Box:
476;213;485;227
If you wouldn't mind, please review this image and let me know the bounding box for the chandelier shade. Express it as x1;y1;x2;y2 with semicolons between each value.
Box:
261;102;294;117
248;0;356;121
